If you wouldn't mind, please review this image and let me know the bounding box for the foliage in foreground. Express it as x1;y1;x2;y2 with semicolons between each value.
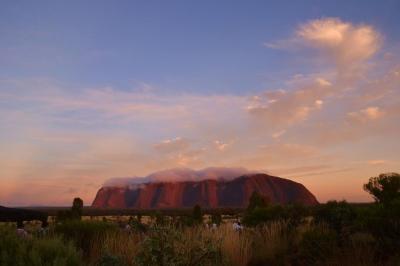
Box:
55;220;118;257
135;225;222;266
1;172;400;265
0;225;82;266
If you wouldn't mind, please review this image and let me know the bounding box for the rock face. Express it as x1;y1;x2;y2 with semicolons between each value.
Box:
92;174;318;208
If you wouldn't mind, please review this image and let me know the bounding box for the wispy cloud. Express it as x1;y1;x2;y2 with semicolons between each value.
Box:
367;160;386;165
154;137;190;153
348;106;385;121
247;77;332;127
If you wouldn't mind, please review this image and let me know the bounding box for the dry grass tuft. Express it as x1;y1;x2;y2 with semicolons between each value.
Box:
89;231;142;265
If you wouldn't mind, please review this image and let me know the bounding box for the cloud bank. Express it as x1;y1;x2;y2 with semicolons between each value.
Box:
103;167;257;187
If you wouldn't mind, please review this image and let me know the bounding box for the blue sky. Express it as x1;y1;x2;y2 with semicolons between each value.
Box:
1;0;399;94
1;1;400;205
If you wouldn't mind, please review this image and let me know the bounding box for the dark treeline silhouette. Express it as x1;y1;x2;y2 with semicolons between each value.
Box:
0;206;48;227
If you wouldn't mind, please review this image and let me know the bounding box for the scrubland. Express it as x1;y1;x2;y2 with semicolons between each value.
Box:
1;173;399;266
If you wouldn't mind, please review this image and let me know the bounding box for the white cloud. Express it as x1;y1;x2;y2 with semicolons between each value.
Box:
249;18;385;133
248;77;333;127
272;130;286;139
362;107;384;120
315;78;332;87
213;139;238;152
348;106;385;122
103;167;256;186
153;137;190;153
367;160;386;165
315;99;324;108
214;140;229;151
297;18;380;68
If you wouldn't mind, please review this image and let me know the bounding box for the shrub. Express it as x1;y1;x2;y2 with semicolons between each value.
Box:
175;215;196;228
248;221;296;266
135;225;222;266
296;226;338;265
243;202;308;228
89;230;142;266
314;200;356;239
283;203;308;228
152;211;167;226
210;213;222;226
242;205;286;227
129;218;148;233
247;191;269;212
192;205;203;225
97;253;126;266
216;224;252;266
55;220;117;257
0;225;82;266
28;237;82;266
56;210;75;222
357;200;400;257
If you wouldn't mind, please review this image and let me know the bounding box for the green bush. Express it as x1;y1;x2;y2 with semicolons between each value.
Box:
283;203;308;228
55;220;117;257
128;218;148;233
243;200;308;227
247;191;269;212
0;225;82;266
210;213;222;226
297;227;338;265
192;205;203;225
175;215;196;228
242;206;281;226
97;254;126;266
135;225;222;266
357;201;400;256
248;222;296;266
314;200;356;238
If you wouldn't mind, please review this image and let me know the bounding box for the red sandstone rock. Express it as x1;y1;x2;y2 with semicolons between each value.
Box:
92;174;318;208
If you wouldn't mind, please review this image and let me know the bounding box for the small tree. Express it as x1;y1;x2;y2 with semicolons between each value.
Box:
211;213;222;226
243;192;273;226
154;211;166;226
56;197;84;222
71;197;83;220
137;213;142;223
192;204;203;225
364;172;400;205
247;191;269;212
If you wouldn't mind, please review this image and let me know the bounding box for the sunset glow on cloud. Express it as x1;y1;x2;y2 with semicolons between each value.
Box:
0;2;399;206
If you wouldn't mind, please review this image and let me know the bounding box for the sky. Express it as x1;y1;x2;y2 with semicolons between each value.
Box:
1;0;399;206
